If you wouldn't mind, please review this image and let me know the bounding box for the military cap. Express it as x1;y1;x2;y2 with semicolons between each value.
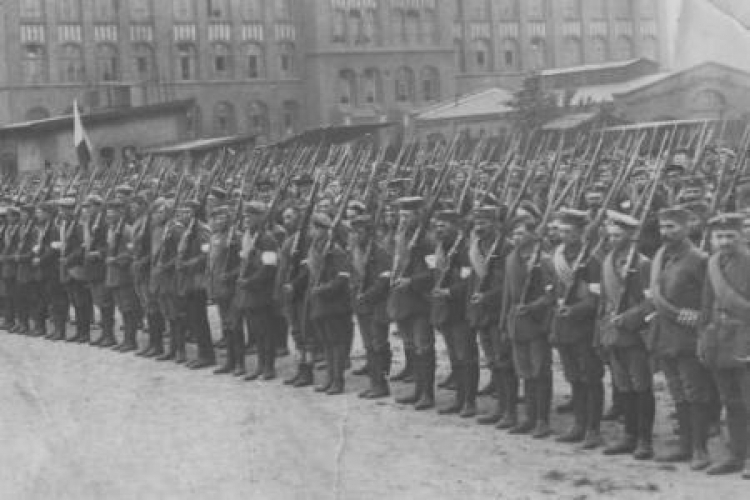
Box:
209;186;228;200
665;163;686;175
708;212;744;231
680;175;706;189
679;200;710;221
474;191;499;207
210;205;231;218
350;214;373;227
517;200;541;222
57;197;77;209
658;206;692;225
555;208;589;228
38;201;57;214
434;210;461;223
606;210;639;230
395;196;423;211
388;178;411;188
178;199;201;213
347;200;367;216
472;204;498;220
243;200;268;215
293;173;314;186
6;206;20;216
311;212;333;229
115;184;134;196
588;182;608;194
130;193;149;206
105;200;126;211
256;177;273;190
83;194;103;207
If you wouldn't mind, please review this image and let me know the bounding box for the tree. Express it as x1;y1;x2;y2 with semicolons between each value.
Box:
507;74;559;135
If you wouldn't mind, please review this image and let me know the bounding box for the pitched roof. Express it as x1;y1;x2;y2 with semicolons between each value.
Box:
538;58;654;78
143;134;257;155
552;73;671;105
415;88;515;122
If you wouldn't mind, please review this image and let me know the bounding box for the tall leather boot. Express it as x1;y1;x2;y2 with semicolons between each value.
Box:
245;339;267;381
366;349;391;399
689;402;710;470
461;362;479;418
326;344;346;395
97;309;117;348
359;350;377;398
150;312;165;356
656;402;692;462
438;363;465;415
396;353;423;404
293;361;314;387
603;383;624;421
51;317;67;342
157;320;178;361
533;372;553;439
391;347;416;382
353;349;372;377
315;345;335;392
558;382;586;443
510;379;537;434
496;370;519;429
478;368;505;424
415;350;436;410
214;329;236;375
633;390;655;460
116;312;138;352
604;392;638;455
581;381;604;449
263;336;277;380
30;317;46;337
707;403;747;475
174;319;187;364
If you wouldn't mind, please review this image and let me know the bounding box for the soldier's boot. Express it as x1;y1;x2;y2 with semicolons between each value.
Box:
438;363;465;415
656;402;692;462
633;390;655;460
690;402;711;470
245;345;266;381
366;349;391;399
580;382;604;450
15;316;30;335
30;317;46;337
477;369;505;425
326;344;346;395
359;350;377;398
118;312;138;353
603;385;624;421
156;321;178;361
557;382;586;443
293;362;314;388
707;404;747;475
460;362;479;418
174;321;187;364
262;341;277;380
414;350;436;411
214;338;235;374
437;371;457;390
353;349;371;376
391;347;415;383
477;375;495;397
509;379;537;434
97;311;117;348
604;392;638;455
496;371;519;429
285;363;303;385
315;346;335;392
149;313;165;357
396;353;423;405
532;374;553;439
49;317;67;342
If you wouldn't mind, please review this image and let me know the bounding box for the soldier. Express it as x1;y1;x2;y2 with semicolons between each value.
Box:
389;197;436;410
13;205;37;335
1;205;22;332
649;207;712;470
57;197;91;343
349;214;392;399
598;211;655;460
699;213;750;476
31;202;67;339
175;200;215;369
500;216;554;439
104;200;140;352
550;209;605;449
233;201;280;380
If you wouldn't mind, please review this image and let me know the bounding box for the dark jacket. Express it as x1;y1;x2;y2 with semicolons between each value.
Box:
233;230;279;311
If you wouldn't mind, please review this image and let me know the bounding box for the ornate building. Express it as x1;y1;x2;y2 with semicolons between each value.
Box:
0;0;667;145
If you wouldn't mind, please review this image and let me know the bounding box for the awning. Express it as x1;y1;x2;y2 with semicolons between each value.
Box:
273;122;395;147
143;134;257;155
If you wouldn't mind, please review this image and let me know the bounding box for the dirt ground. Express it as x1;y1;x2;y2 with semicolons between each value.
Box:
0;307;748;500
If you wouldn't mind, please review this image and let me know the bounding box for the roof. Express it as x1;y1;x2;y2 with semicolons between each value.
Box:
415;88;515;122
273;122;395;147
538;58;656;78
0;99;195;135
542;112;599;131
602;118;721;132
613;61;750;98
143;134;257;155
553;73;671;106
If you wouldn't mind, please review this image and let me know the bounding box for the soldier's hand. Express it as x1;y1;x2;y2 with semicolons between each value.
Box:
470;293;484;305
516;304;531;316
610;314;624;327
557;306;571;317
677;308;700;327
395;277;411;289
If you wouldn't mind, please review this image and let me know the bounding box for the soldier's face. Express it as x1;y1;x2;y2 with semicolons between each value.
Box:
20;211;30;223
606;224;629;250
434;220;455;241
659;219;688;244
105;210;119;226
399;210;418;228
558;224;582;247
511;226;532;247
211;215;228;232
474;217;493;235
176;209;191;226
712;229;742;255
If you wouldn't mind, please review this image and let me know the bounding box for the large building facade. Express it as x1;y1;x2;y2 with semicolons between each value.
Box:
0;0;667;146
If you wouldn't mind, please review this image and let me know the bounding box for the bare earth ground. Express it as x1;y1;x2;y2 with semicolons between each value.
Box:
0;306;748;500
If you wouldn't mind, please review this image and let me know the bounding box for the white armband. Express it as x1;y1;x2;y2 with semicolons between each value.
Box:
588;283;601;296
200;243;210;254
424;254;437;269
50;242;61;250
460;266;471;279
261;251;278;266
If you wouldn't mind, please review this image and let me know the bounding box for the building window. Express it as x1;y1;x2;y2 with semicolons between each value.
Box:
338;69;357;106
469;0;487;19
563;36;583;66
211;43;233;79
20;0;43;19
642;35;659;60
130;0;152;20
405;10;421;43
640;0;656;18
94;0;118;21
614;35;634;60
21;44;47;84
349;10;366;44
207;0;230;18
530;37;547;70
394;67;416;103
213;102;237;136
614;0;634;18
563;0;582;19
363;9;378;45
282;100;299;134
57;0;81;22
96;44;119;81
59;43;85;82
527;0;547;19
362;68;382;104
241;0;263;19
501;38;520;70
473;39;491;72
244;43;265;79
496;0;519;18
187;105;202;137
588;0;606;18
422;9;438;44
332;9;347;42
454;39;466;73
590;36;608;63
275;0;291;20
278;42;295;77
25;106;50;121
247;101;269;136
420;67;440;102
173;0;194;20
176;42;198;80
132;43;156;81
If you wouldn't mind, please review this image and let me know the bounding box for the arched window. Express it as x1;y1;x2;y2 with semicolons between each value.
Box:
187;104;202;137
496;0;519;18
590;36;608;63
211;43;233;79
362;68;382;105
589;0;606;18
244;43;265;79
96;43;119;81
282;100;299;135
614;35;634;60
405;10;421;43
93;0;118;20
132;43;156;81
20;0;43;18
338;69;357;106
25;107;50;121
332;9;347;42
363;9;378;44
530;37;547;70
213;101;237;136
564;0;582;19
59;44;85;82
614;0;634;18
454;39;466;73
57;0;81;21
241;0;262;19
501;38;520;70
563;36;583;66
420;67;440;102
393;8;407;44
394;67;416;103
422;9;439;44
349;10;365;44
527;0;547;19
642;35;659;60
173;0;194;20
207;0;230;18
130;0;152;21
247;100;269;136
176;42;198;80
22;44;47;84
473;39;492;72
278;42;296;77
